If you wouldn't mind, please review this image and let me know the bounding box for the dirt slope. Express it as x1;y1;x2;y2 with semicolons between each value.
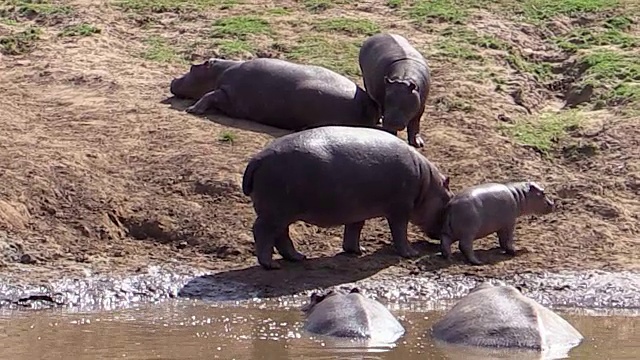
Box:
0;0;638;284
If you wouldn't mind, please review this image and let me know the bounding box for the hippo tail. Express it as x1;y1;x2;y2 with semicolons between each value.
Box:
241;158;260;196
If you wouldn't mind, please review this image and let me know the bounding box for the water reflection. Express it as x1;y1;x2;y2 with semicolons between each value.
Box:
0;300;637;360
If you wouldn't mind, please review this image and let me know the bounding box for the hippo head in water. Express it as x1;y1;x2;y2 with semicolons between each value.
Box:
381;76;421;132
522;181;554;216
431;282;584;353
169;58;240;100
301;287;405;343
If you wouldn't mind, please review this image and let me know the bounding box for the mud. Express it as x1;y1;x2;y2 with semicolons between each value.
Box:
1;264;638;314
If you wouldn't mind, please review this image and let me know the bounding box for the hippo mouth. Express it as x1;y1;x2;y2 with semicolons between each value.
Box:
381;118;407;132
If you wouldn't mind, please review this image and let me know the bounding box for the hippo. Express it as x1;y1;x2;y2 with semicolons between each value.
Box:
301;287;405;343
431;282;584;353
241;125;453;270
358;33;431;148
169;57;380;130
440;181;554;265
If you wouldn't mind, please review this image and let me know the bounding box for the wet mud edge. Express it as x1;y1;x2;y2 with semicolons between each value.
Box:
1;265;638;314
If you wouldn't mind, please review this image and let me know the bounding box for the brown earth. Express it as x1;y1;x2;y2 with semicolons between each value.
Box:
0;0;638;288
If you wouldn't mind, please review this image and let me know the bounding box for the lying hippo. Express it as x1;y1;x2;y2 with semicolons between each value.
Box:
440;181;554;265
431;282;584;352
242;125;452;270
302;287;405;343
169;58;380;130
358;33;431;148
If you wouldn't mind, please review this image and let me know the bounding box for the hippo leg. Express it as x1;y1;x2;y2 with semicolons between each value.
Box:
386;215;419;258
252;217;281;270
185;88;230;115
407;115;424;148
275;229;307;262
497;225;517;256
439;234;454;260
342;221;365;256
459;236;483;265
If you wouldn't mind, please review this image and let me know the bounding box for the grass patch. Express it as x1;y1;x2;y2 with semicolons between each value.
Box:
407;0;482;24
434;26;509;61
519;0;620;21
59;23;101;37
299;0;352;13
213;38;254;57
0;0;74;23
386;0;403;8
501;110;584;154
288;35;361;77
218;131;237;144
578;50;640;105
434;39;483;61
506;53;554;81
0;26;41;55
141;36;184;63
555;27;639;51
211;15;271;40
113;0;237;13
313;17;380;36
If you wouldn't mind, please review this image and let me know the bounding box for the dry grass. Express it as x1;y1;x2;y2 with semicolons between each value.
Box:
0;0;638;281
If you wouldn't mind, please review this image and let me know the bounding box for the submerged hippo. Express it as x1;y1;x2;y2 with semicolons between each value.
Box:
431;282;584;352
242;125;453;270
169;58;380;130
358;33;431;148
440;181;555;265
302;287;405;343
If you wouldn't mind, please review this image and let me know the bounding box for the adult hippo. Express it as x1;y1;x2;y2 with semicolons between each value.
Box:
440;181;555;265
302;287;405;343
431;282;584;353
358;33;431;148
241;125;453;270
169;58;380;130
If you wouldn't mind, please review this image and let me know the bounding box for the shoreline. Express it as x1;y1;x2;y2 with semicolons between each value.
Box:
1;265;638;315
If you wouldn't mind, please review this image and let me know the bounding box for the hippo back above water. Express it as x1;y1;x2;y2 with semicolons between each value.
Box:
431;282;584;352
359;33;431;148
242;125;452;270
169;57;380;131
302;288;405;343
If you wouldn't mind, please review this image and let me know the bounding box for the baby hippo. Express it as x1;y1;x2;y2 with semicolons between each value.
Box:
440;181;555;265
301;287;405;344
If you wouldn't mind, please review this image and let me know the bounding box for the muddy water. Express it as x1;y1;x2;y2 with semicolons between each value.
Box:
0;300;638;360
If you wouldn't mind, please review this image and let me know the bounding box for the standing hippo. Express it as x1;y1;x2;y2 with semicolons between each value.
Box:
358;33;431;148
302;287;405;343
431;282;584;352
440;181;555;265
242;125;452;270
169;58;380;130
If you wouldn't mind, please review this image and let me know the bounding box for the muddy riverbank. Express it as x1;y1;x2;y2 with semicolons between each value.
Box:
1;263;638;314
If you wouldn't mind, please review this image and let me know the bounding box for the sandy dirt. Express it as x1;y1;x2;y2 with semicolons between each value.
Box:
0;0;638;302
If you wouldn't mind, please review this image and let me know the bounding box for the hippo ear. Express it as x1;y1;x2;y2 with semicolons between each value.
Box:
350;287;361;294
443;176;450;190
384;76;393;84
408;81;418;92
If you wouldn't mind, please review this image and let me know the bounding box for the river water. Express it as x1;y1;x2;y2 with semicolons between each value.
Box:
0;299;638;360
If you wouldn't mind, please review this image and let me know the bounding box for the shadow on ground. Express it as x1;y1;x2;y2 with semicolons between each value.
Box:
177;241;513;302
161;96;292;138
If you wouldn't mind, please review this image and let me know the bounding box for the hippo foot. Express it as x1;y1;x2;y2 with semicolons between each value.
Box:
398;246;420;259
341;246;366;257
282;251;307;262
504;248;517;256
186;103;207;115
466;257;484;266
409;135;425;148
258;260;281;270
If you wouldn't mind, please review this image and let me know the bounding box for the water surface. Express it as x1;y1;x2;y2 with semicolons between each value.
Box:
0;300;637;359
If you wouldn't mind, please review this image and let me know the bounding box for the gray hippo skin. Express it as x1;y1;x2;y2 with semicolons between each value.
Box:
242;125;453;270
440;181;554;265
302;287;405;343
431;282;584;351
358;33;431;148
169;58;380;130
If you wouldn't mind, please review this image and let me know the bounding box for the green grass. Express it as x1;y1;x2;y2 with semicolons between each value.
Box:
0;26;41;55
211;16;271;40
59;23;101;37
218;131;237;144
299;0;352;13
501;110;584;154
555;27;639;51
213;38;254;57
0;0;74;22
113;0;237;13
519;0;620;21
406;0;482;24
386;0;403;8
578;50;640;105
313;18;380;36
140;36;184;63
288;35;361;77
